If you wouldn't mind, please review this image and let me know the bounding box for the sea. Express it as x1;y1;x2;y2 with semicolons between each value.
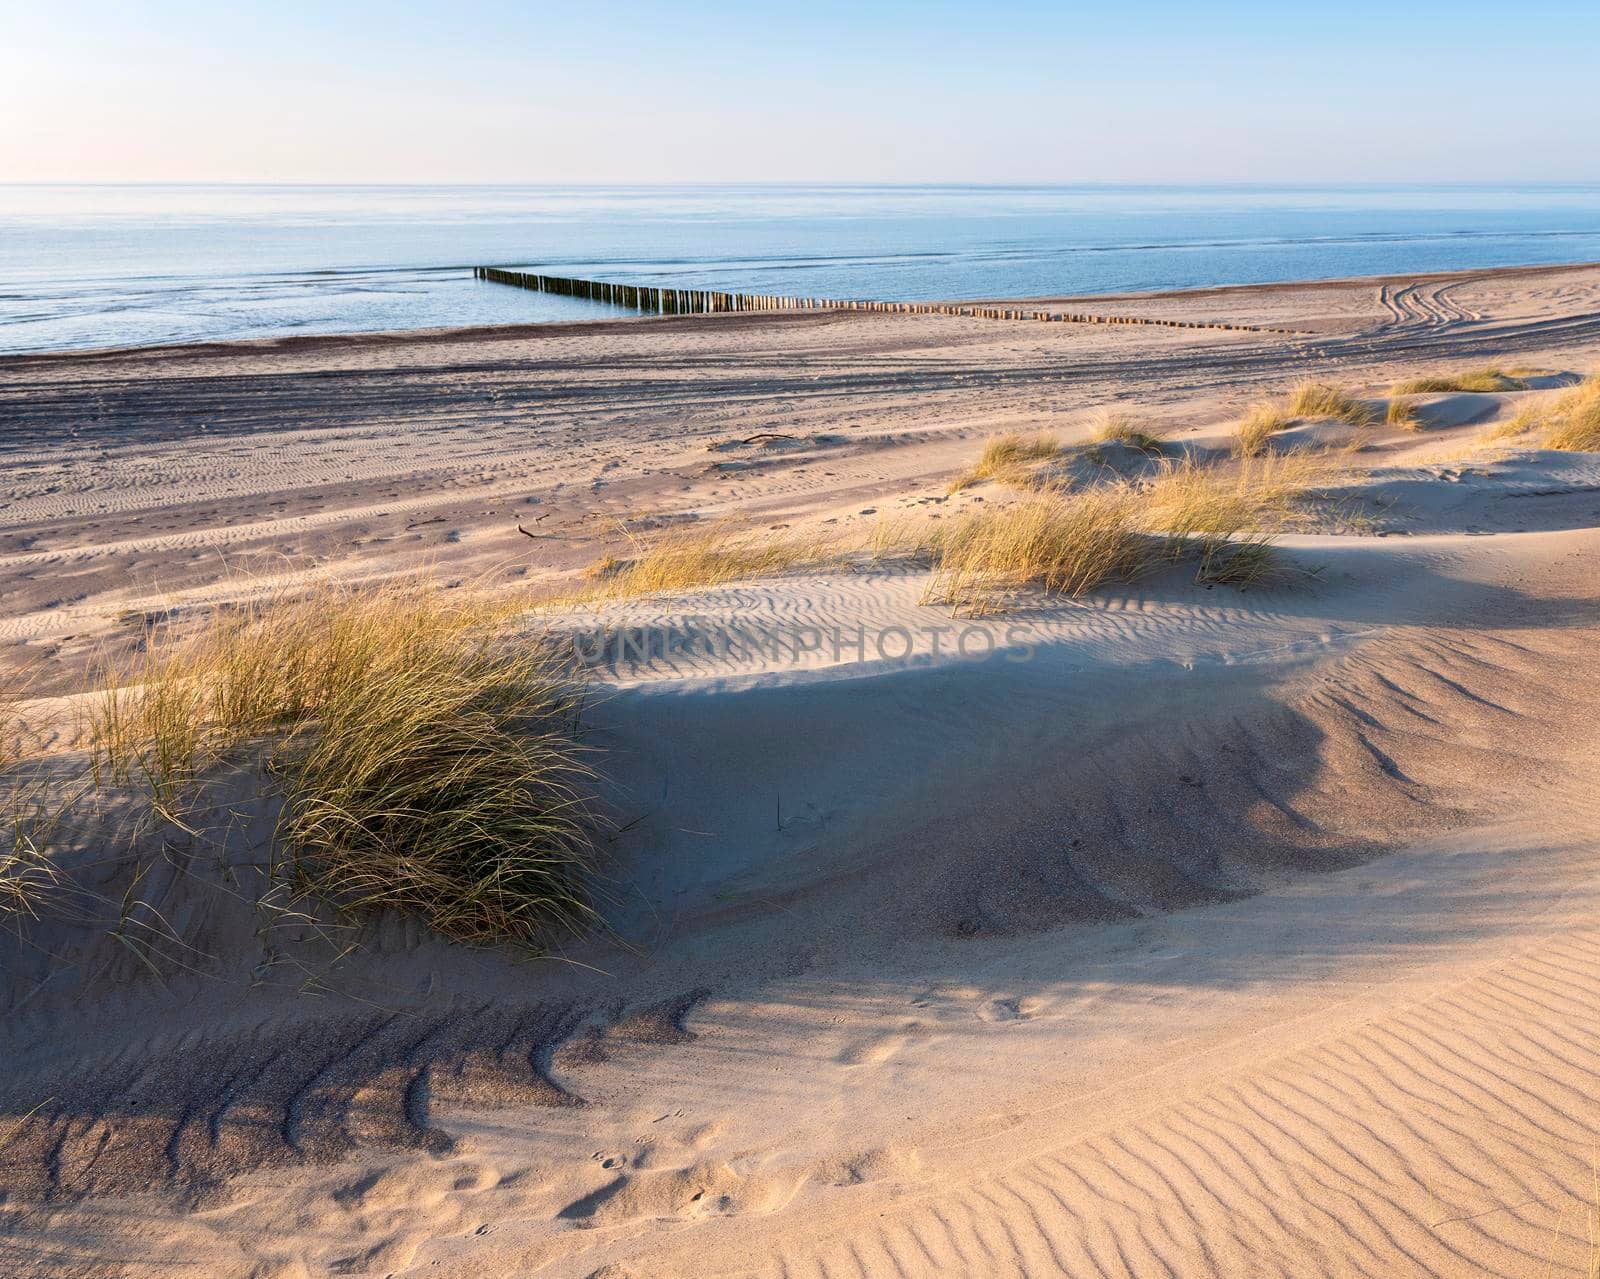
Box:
4;183;1600;355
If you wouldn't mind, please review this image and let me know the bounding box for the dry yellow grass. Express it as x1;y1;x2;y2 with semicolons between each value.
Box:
1;772;86;924
947;432;1059;493
1390;367;1528;395
86;579;597;946
1286;381;1375;427
0;673;66;922
1386;398;1423;430
1236;383;1373;456
1482;403;1542;443
540;449;1290;624
922;450;1323;614
1144;452;1320;582
866;513;937;561
2;811;57;921
1542;375;1600;451
1473;375;1600;451
922;484;1147;616
1093;412;1164;453
1233;403;1295;457
1143;452;1320;542
583;520;838;599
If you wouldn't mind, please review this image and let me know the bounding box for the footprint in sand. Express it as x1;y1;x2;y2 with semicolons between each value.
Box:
836;1020;931;1066
978;995;1044;1023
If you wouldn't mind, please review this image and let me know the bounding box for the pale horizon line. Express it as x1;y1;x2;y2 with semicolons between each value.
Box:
6;178;1600;190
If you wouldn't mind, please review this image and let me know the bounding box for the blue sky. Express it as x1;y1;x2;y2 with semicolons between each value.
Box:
5;1;1598;182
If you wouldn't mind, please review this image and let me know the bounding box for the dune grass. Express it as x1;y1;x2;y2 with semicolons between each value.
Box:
1;774;78;923
1474;374;1600;451
922;484;1147;615
86;579;597;946
1235;383;1372;457
1143;452;1319;584
1390;367;1529;395
1;825;53;919
583;520;838;599
1233;403;1294;458
1143;452;1319;543
1092;411;1165;453
923;451;1320;614
1483;403;1542;443
1541;374;1600;451
947;431;1059;493
1285;381;1376;427
866;513;938;561
0;673;66;922
1191;538;1280;587
1386;397;1423;430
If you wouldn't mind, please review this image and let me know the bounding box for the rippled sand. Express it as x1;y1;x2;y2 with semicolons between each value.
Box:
3;263;1600;1278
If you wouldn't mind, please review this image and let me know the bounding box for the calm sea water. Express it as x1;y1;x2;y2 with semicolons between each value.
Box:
4;184;1600;355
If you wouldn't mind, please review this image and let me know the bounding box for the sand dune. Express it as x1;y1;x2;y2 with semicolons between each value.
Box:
3;265;1600;1277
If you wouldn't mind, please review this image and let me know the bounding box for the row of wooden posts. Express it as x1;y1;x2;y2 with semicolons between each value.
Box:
475;267;829;315
473;267;1289;333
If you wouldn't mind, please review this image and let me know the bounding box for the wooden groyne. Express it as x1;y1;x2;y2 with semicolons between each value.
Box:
475;267;833;315
473;267;1295;333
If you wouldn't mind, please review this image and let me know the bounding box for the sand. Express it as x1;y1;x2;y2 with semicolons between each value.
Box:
2;263;1600;1277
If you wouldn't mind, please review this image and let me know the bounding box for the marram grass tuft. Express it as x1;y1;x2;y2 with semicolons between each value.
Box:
86;579;598;947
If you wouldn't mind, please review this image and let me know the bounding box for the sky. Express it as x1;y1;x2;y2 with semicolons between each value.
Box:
4;1;1598;184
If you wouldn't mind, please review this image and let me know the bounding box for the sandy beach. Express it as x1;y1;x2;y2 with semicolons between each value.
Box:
4;262;1600;1278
